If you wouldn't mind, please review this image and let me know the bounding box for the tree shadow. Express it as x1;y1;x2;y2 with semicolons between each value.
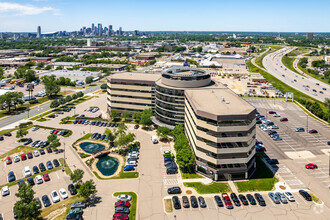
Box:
87;196;102;207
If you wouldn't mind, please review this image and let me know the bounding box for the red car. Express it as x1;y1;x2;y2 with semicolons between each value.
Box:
53;130;59;134
280;117;288;122
21;154;27;160
222;193;233;209
113;213;129;220
305;163;318;169
256;116;260;120
6;156;12;165
43;173;50;181
309;129;318;134
77;120;82;124
268;111;276;114
115;200;130;208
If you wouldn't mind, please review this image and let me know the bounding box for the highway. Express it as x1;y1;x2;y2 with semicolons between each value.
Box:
262;47;330;102
0;85;100;129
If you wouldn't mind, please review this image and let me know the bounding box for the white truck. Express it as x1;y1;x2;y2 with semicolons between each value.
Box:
151;136;158;144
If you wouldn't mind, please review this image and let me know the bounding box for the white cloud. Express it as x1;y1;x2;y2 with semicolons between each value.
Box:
0;2;56;16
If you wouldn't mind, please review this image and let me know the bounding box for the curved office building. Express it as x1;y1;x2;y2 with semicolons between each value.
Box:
155;67;211;127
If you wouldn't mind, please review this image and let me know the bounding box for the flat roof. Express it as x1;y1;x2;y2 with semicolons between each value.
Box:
108;72;161;83
185;88;255;120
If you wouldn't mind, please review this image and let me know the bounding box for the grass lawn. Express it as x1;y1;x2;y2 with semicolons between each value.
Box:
113;192;137;220
41;195;84;219
164;199;173;213
93;166;139;180
297;60;330;85
183;182;231;194
282;55;301;75
235;157;278;192
0;145;37;160
181;172;203;179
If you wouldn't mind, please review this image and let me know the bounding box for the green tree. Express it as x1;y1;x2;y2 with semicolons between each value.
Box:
59;98;66;105
25;69;37;82
100;83;107;90
0;91;24;112
65;95;72;103
14;183;41;220
70;169;85;186
0;67;4;79
110;110;119;119
50;138;61;150
55;66;63;70
61;116;71;124
139;108;153;127
104;128;117;147
42;75;60;96
156;126;172;141
45;65;52;70
121;111;130;121
16;128;28;138
172;124;184;139
79;179;97;200
116;133;135;150
50;100;59;108
37;62;45;68
132;111;142;122
85;76;94;84
116;123;127;135
72;93;78;100
77;91;84;98
47;134;57;142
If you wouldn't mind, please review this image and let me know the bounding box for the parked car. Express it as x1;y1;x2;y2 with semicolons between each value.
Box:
182;196;190;208
27;177;35;185
117;194;132;201
46;147;53;153
299;190;312;201
115;200;130;208
53;159;60;167
246;194;256;205
42;195;51;207
305;163;318;169
35;175;43;184
112;213;129;220
275;192;288;204
46;161;53;169
39;149;45;155
115;206;130;214
309;129;318;134
295;127;305;132
27;152;33;159
230;193;241;206
280;117;288;122
239;194;249;206
21;154;27;160
43;173;50;181
23;166;32;177
34;197;41;208
134;124;139;129
6;156;12;165
214;195;224;207
167;187;181;194
51;190;60;203
2;186;10;196
284;192;295;202
71;202;86;209
198;196;207;208
124;165;135;171
17;180;25;188
33;150;40;157
172;196;181;209
33;166;39;174
13;155;20;162
190;196;198;208
269;192;280;204
59;188;68;199
4;132;12;136
222;193;233;209
68;184;77;195
39;163;46;172
255;193;266;206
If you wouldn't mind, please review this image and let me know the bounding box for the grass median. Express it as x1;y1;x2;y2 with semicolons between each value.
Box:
181;172;203;179
282;55;300;75
235;157;278;192
164;199;173;213
113;192;137;220
183;182;231;194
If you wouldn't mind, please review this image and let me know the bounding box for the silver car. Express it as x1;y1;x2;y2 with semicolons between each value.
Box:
284;192;295;202
275;192;288;204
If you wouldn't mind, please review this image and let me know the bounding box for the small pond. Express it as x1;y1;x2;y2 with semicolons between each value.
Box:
79;142;105;154
96;156;119;176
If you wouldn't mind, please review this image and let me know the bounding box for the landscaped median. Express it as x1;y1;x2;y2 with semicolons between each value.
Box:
164;199;173;213
183;182;231;194
234;156;278;192
113;192;137;220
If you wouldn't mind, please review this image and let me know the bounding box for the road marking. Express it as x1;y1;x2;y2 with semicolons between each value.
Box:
56;172;59;179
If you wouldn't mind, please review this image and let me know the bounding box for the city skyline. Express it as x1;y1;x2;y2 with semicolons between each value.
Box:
0;0;329;32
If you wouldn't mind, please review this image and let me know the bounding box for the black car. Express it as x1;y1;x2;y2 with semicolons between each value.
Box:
27;177;35;185
27;152;33;159
115;206;130;214
4;132;11;136
182;196;190;208
66;213;83;220
198;196;207;208
34;197;41;208
17;180;25;188
39;149;45;155
41;141;49;148
166;168;177;174
299;190;312;201
254;193;266;206
42;195;51;207
230;193;241;206
246;194;256;205
46;147;52;153
100;134;106;140
167;187;181;194
39;163;46;172
24;138;33;145
214;195;224;207
239;194;249;206
8;171;16;182
53;159;60;167
172;196;181;209
13;207;18;219
33;166;39;174
190;196;198;208
91;133;97;139
68;184;77;195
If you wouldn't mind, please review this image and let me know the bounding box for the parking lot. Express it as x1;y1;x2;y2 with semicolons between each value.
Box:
166;192;329;220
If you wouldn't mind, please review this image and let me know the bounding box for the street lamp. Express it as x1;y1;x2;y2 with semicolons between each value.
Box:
306;115;309;133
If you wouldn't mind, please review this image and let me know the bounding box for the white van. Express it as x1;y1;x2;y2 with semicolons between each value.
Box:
151;136;158;144
23;166;32;177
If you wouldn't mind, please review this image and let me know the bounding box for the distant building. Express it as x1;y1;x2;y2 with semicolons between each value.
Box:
37;26;41;38
87;39;92;47
40;70;101;82
325;56;330;64
98;24;102;36
30;57;53;62
306;32;314;40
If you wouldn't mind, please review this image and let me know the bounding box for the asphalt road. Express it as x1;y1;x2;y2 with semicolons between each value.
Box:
0;85;100;129
262;47;330;102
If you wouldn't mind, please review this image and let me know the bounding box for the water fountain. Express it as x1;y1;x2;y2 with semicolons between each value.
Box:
96;156;119;176
79;142;105;154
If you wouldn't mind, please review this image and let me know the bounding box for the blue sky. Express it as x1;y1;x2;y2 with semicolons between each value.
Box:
0;0;329;32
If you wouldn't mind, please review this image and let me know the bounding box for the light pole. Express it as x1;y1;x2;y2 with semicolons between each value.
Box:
306;115;309;133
